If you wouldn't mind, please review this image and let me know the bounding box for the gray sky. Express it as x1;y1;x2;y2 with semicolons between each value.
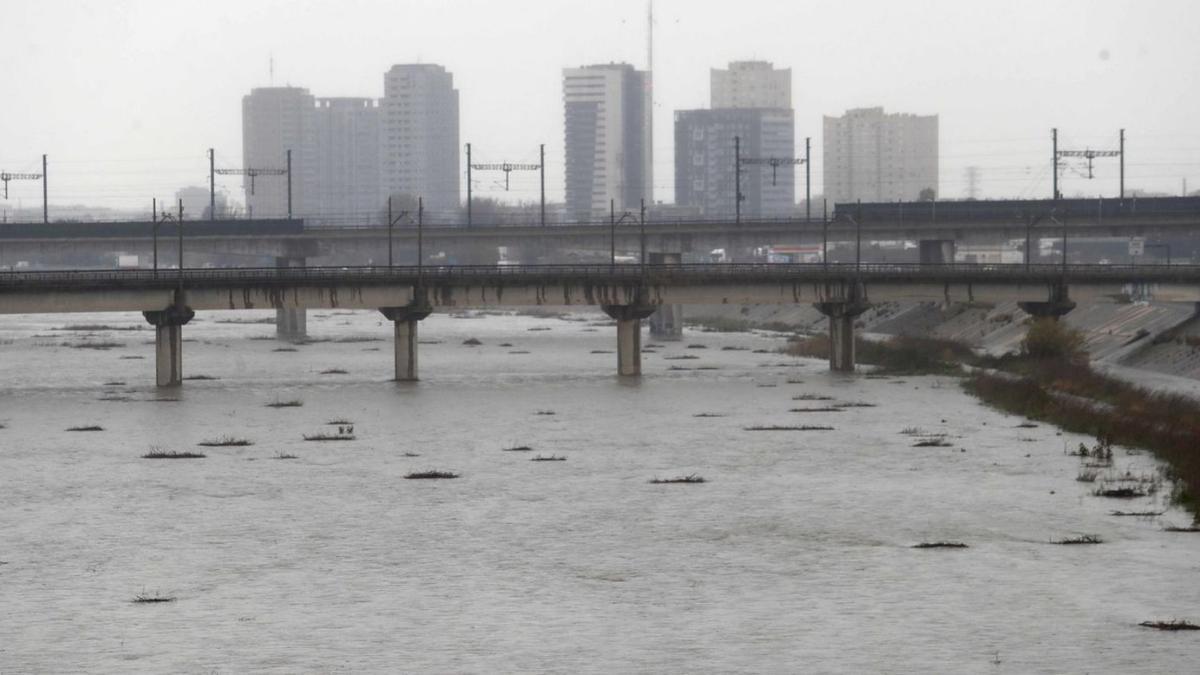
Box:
2;0;1198;212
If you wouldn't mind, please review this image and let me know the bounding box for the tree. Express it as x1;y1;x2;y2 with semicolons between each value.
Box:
1021;318;1087;362
918;187;937;201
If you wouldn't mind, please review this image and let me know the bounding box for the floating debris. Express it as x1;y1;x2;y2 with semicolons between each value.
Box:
789;407;843;413
501;445;533;452
462;338;483;346
743;425;833;431
1054;535;1103;545
912;438;952;447
319;369;349;375
531;455;566;462
66;425;104;432
266;399;303;408
692;413;726;418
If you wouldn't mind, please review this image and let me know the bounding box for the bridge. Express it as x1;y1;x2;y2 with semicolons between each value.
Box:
2;197;1199;272
3;262;1196;386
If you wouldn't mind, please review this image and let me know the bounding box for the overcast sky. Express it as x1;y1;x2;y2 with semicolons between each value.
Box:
2;0;1198;212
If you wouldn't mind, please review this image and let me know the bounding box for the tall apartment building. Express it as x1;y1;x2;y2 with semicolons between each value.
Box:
312;97;380;220
823;107;938;205
674;108;795;219
241;86;316;218
381;64;460;219
563;63;653;221
711;60;791;109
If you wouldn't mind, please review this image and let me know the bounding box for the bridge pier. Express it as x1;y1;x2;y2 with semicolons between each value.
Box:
275;257;307;340
814;296;871;373
143;303;195;387
380;300;433;381
602;304;657;376
648;253;684;340
1018;285;1076;320
919;239;956;265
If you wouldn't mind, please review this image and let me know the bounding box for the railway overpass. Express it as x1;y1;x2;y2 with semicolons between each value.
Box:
3;262;1197;386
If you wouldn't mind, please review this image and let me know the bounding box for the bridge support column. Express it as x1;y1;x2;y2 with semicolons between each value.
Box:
919;239;956;264
1018;285;1075;320
275;256;307;340
814;297;871;373
143;303;195;387
602;304;658;377
380;300;433;382
648;253;684;341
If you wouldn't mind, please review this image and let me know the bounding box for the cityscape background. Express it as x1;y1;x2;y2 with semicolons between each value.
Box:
1;0;1198;221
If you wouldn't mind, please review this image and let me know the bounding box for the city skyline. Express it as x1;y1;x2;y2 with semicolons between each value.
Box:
1;0;1197;214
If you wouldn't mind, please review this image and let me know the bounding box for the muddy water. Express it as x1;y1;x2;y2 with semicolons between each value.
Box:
0;310;1197;673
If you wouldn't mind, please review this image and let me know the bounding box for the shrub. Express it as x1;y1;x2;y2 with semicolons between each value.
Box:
1021;319;1087;362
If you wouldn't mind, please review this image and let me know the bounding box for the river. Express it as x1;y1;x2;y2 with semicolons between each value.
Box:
1;309;1197;673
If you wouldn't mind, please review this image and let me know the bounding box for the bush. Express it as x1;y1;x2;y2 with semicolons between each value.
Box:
1021;319;1087;362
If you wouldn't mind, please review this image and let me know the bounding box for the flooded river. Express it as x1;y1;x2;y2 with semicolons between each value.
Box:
1;309;1197;673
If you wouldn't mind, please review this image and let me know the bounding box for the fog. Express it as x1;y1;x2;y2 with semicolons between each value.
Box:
2;0;1197;210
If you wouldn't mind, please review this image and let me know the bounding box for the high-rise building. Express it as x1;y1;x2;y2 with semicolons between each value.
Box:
312;97;380;220
175;185;227;220
823;107;938;205
563;63;653;221
380;64;460;220
711;61;791;109
241;86;316;218
674;108;795;219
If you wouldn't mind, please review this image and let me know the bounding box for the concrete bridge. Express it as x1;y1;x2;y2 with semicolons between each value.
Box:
3;263;1198;386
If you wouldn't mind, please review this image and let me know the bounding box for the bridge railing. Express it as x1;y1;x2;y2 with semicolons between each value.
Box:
3;263;1200;289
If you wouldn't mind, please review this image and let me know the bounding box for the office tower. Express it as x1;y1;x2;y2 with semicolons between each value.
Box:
312;97;380;221
674;108;795;219
823;107;939;205
241;86;316;218
563;63;653;221
380;64;460;219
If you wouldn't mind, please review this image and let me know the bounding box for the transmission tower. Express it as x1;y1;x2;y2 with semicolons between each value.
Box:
214;149;292;217
0;171;41;199
964;166;980;200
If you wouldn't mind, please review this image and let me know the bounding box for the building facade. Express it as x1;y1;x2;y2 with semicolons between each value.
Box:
312;97;380;221
823;107;939;206
562;63;653;221
381;64;460;220
241;86;316;218
674;108;795;219
711;61;791;109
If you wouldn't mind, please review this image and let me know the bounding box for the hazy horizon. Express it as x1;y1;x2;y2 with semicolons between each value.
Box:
2;0;1198;214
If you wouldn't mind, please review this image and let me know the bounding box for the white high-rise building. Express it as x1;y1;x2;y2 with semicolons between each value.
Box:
312;97;380;221
711;61;791;109
380;64;460;220
823;107;939;205
241;86;316;218
563;63;653;220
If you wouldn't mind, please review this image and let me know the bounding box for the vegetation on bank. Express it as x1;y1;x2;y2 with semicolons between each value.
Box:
778;317;1199;519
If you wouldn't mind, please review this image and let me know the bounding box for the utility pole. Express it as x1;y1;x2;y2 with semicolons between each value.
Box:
42;154;48;224
466;143;472;227
805;137;811;223
1119;128;1125;199
1055;129;1121;197
387;195;411;268
639;198;647;267
286;149;292;219
208;148;216;220
540;144;546;227
417;196;424;276
737;136;806;221
152;198;158;275
177;199;184;279
1052;128;1058;201
610;199;616;268
734;135;742;224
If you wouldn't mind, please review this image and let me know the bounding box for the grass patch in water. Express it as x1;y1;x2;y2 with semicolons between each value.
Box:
303;432;355;441
1139;620;1199;631
531;455;566;462
649;474;706;484
912;542;968;549
266;399;303;408
501;445;533;452
320;368;349;375
142;448;206;459
66;425;104;432
197;436;253;447
132;591;176;604
272;452;299;460
1054;534;1103;545
404;470;459;479
744;425;833;431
